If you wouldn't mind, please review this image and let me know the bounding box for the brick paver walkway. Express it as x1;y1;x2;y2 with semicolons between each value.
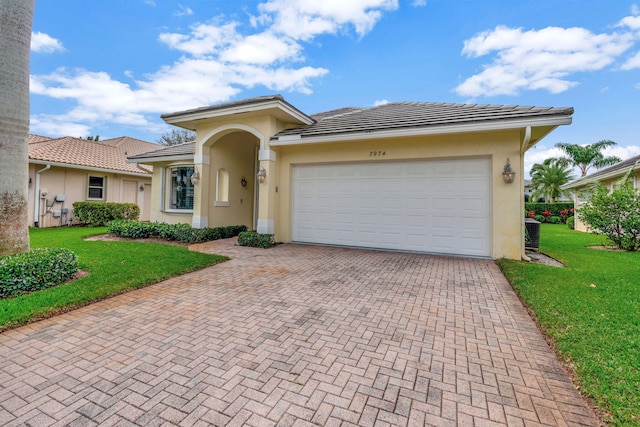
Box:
0;239;598;426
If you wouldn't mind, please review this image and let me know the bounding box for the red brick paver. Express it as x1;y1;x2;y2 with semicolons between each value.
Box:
0;239;598;426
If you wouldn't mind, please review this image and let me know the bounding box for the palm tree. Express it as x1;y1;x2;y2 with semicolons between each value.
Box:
529;158;574;203
0;0;35;256
555;140;622;177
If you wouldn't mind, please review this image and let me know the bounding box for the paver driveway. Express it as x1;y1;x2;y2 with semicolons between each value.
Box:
0;240;598;426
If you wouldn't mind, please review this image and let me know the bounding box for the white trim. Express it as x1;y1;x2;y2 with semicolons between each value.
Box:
30;160;151;177
270;116;572;146
192;216;208;228
257;219;274;234
258;149;276;161
126;154;193;164
214;201;230;207
194;154;210;165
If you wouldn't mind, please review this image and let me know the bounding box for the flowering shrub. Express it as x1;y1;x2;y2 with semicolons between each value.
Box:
541;210;552;222
528;210;536;219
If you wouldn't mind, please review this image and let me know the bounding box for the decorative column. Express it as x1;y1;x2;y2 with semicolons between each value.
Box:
256;148;276;234
191;150;210;228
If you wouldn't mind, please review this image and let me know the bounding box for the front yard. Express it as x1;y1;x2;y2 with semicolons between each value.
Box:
0;227;225;332
499;224;640;426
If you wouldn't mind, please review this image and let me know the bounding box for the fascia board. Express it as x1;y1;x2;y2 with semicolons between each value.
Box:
269;116;572;146
29;160;152;177
163;100;314;126
126;154;194;164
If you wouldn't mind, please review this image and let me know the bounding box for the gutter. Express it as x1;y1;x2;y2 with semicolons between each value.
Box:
34;164;51;227
135;163;152;174
29;159;151;177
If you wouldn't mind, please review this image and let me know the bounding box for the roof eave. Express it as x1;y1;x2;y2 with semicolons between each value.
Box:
162;99;314;128
269;115;573;146
126;154;194;164
562;162;640;189
29;159;152;176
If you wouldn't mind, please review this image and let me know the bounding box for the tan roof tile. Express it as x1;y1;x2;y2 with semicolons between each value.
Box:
28;134;162;174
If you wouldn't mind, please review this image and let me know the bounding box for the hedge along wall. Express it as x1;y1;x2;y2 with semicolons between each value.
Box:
524;202;574;217
73;202;140;226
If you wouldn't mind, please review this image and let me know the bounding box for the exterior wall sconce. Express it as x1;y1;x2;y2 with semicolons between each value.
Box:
29;177;32;186
139;184;145;192
257;167;267;184
190;169;200;185
502;158;515;184
241;176;248;187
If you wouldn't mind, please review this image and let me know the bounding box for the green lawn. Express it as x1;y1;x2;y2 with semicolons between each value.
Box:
0;226;226;331
499;224;640;426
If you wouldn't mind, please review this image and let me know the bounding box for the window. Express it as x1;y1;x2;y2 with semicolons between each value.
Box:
88;176;106;200
216;168;229;206
169;166;194;210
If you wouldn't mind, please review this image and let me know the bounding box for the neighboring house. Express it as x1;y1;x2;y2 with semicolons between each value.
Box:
563;154;640;232
524;179;532;201
28;134;162;227
128;95;573;260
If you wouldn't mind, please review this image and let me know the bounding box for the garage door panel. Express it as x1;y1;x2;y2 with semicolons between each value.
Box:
292;158;491;257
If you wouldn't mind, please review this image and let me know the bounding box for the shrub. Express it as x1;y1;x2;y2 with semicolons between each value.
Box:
73;202;140;226
566;216;575;229
534;214;546;223
237;231;276;248
0;248;79;298
107;221;247;244
578;184;640;250
524;202;574;219
548;216;562;224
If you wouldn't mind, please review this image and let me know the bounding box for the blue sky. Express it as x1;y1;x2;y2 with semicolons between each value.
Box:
30;1;640;177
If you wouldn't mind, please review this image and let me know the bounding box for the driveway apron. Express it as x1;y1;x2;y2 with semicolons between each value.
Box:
0;239;598;426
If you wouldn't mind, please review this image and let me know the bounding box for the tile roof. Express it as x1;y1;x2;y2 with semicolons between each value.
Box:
28;134;162;174
564;153;640;188
127;141;195;161
275;102;574;139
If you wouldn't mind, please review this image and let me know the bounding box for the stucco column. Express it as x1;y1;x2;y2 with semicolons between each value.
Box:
192;153;210;228
256;149;276;234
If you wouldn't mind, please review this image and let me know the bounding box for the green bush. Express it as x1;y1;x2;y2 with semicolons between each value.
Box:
534;214;546;223
73;202;140;226
548;216;562;224
578;184;640;250
567;216;575;229
108;220;247;244
0;248;79;298
237;231;276;248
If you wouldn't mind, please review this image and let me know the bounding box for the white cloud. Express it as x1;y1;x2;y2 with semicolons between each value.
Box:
373;99;389;106
621;50;640;69
31;32;64;53
633;4;640;16
412;0;427;6
173;4;193;17
456;23;637;97
144;0;156;6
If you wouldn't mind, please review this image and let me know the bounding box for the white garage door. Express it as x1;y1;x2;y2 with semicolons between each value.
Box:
292;158;491;257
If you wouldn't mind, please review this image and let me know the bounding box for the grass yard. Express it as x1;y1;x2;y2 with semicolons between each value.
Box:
0;226;226;332
498;224;640;426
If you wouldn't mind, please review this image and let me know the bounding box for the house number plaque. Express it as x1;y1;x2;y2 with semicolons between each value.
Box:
369;151;386;157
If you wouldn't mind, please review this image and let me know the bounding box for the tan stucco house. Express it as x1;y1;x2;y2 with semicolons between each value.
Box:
563;154;640;232
128;95;573;260
29;134;162;227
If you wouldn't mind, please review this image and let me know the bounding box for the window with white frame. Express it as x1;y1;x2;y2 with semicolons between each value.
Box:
87;175;106;200
169;166;194;210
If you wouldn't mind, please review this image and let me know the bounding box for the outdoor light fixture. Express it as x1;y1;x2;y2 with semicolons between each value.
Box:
502;158;515;184
139;184;145;192
241;176;248;187
190;169;200;185
257;167;267;184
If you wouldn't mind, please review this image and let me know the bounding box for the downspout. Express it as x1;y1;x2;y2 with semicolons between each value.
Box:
34;164;51;227
135;163;152;174
521;126;532;261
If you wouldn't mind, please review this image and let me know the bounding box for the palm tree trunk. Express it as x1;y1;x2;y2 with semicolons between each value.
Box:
0;0;35;256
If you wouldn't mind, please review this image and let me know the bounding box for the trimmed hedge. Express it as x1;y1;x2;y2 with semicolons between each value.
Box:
107;220;247;244
237;231;276;248
567;216;575;229
0;248;79;298
73;201;140;226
